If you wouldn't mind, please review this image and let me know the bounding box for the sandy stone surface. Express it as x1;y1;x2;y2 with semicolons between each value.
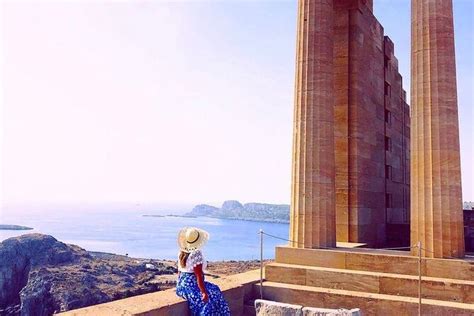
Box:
255;299;303;316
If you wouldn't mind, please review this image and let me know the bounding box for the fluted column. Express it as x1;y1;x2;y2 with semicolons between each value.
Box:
289;0;336;248
410;0;464;258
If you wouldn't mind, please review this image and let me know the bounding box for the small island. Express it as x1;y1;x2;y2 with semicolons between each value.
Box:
142;200;290;223
185;200;290;223
0;224;33;231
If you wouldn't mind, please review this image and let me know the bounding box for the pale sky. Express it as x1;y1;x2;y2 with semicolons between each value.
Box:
0;0;473;210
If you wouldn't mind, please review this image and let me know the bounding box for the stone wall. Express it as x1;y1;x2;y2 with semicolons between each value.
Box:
384;36;410;226
58;270;260;316
333;0;410;247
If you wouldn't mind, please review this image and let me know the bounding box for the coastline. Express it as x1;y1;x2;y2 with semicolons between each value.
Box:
202;215;289;224
0;224;33;231
142;214;289;224
2;210;289;261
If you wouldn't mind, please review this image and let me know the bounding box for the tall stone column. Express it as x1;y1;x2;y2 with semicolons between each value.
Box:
289;0;336;248
410;0;464;258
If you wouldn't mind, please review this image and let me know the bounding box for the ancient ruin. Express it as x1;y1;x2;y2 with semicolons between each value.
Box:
290;0;464;255
60;0;473;315
270;0;472;314
289;0;337;249
290;0;410;249
410;0;465;258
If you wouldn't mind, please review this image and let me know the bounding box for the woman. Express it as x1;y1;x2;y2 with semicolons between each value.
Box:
176;227;231;316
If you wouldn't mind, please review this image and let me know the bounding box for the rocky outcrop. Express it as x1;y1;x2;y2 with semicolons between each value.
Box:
190;204;219;216
221;200;244;212
0;234;87;311
0;234;176;316
242;203;290;222
186;200;290;223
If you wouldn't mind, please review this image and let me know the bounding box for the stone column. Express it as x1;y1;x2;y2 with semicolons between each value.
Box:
289;0;336;248
365;0;373;12
410;0;464;258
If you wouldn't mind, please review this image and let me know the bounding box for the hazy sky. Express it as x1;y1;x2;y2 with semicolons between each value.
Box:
0;0;473;210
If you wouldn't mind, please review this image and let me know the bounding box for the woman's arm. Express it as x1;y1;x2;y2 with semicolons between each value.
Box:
194;264;209;303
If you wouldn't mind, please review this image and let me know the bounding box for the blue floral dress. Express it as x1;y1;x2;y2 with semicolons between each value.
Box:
176;250;231;315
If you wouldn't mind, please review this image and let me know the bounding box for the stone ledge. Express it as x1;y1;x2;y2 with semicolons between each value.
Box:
259;281;474;315
275;246;474;280
58;269;261;316
265;262;474;303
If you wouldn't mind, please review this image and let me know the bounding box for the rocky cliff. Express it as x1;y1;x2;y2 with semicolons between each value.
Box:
187;200;290;223
0;234;176;316
189;204;219;216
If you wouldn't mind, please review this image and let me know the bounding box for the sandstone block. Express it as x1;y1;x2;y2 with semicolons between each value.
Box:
255;299;303;316
302;307;361;316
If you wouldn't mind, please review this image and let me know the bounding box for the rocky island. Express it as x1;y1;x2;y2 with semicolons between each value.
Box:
0;234;266;315
186;200;290;223
0;224;33;230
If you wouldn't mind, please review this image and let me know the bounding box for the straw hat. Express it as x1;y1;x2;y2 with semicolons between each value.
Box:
178;227;210;253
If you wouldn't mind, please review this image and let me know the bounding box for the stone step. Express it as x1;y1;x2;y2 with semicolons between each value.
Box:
265;262;474;303
256;281;474;316
275;246;474;280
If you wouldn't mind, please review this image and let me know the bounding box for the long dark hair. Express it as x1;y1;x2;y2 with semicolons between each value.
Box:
179;250;190;268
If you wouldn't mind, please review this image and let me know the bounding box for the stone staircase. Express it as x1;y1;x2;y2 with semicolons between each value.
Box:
259;246;474;315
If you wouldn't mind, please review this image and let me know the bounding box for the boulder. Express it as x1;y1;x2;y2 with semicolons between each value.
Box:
255;299;303;316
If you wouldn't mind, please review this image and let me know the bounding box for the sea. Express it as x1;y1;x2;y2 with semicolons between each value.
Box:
0;205;289;261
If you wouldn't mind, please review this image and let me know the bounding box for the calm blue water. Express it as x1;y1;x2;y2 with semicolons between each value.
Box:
0;208;289;261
